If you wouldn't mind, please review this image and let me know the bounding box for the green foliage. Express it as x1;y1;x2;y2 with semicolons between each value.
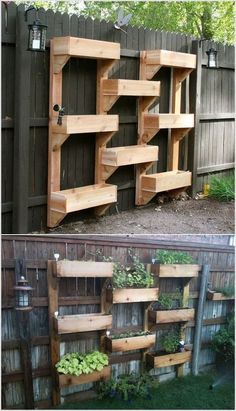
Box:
211;314;235;362
15;1;235;44
97;372;158;401
209;175;235;202
158;288;184;310
214;285;234;297
96;248;154;288
111;330;151;340
161;331;180;353
156;250;195;264
55;351;108;376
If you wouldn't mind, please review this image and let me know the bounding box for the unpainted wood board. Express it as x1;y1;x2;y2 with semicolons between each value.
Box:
53;260;113;278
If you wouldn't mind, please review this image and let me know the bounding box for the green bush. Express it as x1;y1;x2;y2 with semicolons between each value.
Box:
208;174;235;202
161;331;180;353
211;315;235;362
111;330;151;340
55;351;108;376
97;372;158;401
155;250;195;264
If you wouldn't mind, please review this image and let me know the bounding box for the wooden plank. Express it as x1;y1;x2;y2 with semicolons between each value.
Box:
158;264;200;277
145;49;196;69
12;7;31;233
102;79;161;97
199;113;235;120
104;334;156;352
141;170;192;193
197;162;235;175
53;36;120;60
106;287;159;304
149;308;195;324
53;260;114;278
206;291;234;301
47;261;60;406
51;114;119;134
146;351;191;368
56;313;113;334
59;365;111;388
101;145;159;166
51;183;117;213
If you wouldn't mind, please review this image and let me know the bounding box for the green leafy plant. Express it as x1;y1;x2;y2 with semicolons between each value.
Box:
158;288;184;310
97;372;158;401
211;315;234;362
208;174;235;202
161;331;180;353
55;351;108;376
155;250;195;264
96;249;154;288
111;330;151;340
214;285;234;297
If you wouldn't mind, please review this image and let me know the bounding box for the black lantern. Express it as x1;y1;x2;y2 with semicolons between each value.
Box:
25;7;47;52
13;276;33;311
206;48;218;68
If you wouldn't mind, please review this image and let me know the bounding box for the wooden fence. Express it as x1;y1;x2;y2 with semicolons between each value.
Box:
2;3;235;233
1;234;235;409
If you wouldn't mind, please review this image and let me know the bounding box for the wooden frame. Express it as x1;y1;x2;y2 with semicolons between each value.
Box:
104;334;156;353
146;351;191;368
207;291;234;301
149;308;195;324
157;264;200;278
52;260;114;278
141;171;192;194
55;313;113;334
58;366;111;388
106;287;159;304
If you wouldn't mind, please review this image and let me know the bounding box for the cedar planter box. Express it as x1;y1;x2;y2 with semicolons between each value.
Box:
52;260;114;278
104;334;156;353
151;264;200;278
106;287;159;304
146;351;191;368
58;365;111;388
55;313;112;334
207;291;234;301
149;308;195;324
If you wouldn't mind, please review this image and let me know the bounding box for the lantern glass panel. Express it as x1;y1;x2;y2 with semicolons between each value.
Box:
18;290;29;307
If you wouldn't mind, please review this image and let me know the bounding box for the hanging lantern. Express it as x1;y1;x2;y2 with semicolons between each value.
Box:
13;276;33;311
28;18;47;51
206;48;218;68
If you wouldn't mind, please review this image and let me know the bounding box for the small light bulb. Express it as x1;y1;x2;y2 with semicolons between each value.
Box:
106;330;110;337
54;253;60;261
151;258;156;264
54;311;58;318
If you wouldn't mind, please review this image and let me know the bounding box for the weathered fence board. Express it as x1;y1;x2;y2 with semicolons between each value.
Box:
1;235;234;408
2;3;235;233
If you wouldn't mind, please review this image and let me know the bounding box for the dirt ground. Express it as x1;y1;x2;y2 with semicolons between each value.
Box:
47;198;234;234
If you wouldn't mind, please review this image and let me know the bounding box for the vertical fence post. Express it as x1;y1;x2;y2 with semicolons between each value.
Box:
192;264;210;376
15;259;34;409
12;5;31;233
188;39;202;197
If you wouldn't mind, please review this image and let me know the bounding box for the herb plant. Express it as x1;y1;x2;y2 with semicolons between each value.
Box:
111;330;151;340
211;315;234;362
55;351;108;376
158;288;184;310
214;285;234;297
97;372;158;401
161;331;180;353
156;250;195;264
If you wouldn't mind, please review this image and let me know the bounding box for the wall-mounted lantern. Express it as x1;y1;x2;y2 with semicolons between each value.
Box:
25;6;47;52
206;47;218;69
13;276;33;311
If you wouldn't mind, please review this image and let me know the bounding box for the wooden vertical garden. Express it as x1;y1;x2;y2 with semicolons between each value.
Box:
146;263;200;376
47;259;114;405
137;49;196;205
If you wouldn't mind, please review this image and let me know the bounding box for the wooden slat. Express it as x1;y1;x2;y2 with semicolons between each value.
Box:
104;334;156;353
106;287;159;304
141;171;192;193
101;145;159;166
149;308;195;324
102;79;161;96
51;114;119;134
146;351;191;368
197;162;235;175
158;264;200;278
51;183;117;213
59;365;111;388
53;260;114;277
56;313;113;334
